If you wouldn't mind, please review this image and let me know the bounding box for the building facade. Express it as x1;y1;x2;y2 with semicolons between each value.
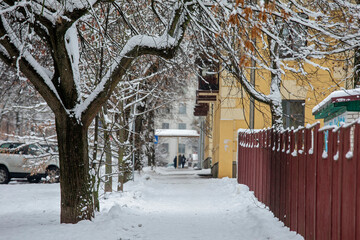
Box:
194;60;351;178
154;75;199;166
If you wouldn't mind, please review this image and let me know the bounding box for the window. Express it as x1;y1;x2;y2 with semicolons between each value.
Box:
178;123;186;129
178;144;185;154
179;103;186;114
159;143;169;154
162;123;169;129
282;100;305;128
161;106;171;114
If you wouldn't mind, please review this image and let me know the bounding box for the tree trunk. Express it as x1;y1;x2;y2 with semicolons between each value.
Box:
354;47;360;88
102;107;112;192
270;99;283;131
56;116;94;224
147;109;155;168
104;129;112;192
115;107;128;192
134;104;145;170
91;114;100;212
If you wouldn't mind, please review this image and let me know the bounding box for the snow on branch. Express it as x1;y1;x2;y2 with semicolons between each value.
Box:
0;15;61;104
65;24;81;103
75;33;177;121
73;1;192;123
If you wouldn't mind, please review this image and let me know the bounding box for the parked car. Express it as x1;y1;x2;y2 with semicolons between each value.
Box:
0;142;60;184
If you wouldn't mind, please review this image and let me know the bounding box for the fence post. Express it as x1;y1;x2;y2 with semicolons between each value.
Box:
340;125;356;240
356;123;360;240
279;131;287;223
285;129;291;227
258;131;264;202
290;129;298;231
332;129;341;240
274;131;281;218
237;132;242;184
316;129;332;240
266;129;271;207
298;128;306;236
305;124;319;240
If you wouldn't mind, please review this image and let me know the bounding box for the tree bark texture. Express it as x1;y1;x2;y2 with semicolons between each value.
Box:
56;116;94;224
147;109;155;167
354;47;360;88
270;100;284;131
104;128;112;193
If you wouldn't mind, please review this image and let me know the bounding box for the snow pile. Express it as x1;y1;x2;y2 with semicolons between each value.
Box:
0;167;303;240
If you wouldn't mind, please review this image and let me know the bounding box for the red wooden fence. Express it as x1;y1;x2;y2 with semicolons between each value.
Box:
237;122;360;240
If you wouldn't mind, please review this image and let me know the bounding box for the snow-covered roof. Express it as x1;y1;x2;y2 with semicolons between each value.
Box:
155;129;199;137
312;88;360;114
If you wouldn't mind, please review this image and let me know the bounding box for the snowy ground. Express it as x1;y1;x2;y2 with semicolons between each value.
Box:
0;167;303;240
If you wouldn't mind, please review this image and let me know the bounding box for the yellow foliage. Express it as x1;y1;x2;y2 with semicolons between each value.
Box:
243;7;253;21
228;14;240;26
258;11;267;23
239;55;247;66
281;9;291;21
265;2;276;14
244;40;255;52
251;25;261;39
235;0;244;8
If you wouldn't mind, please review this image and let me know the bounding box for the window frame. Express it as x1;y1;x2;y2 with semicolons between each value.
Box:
282;99;305;129
178;103;186;115
178;123;186;130
178;143;186;154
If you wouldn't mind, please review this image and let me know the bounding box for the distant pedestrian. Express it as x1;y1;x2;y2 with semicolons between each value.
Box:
181;155;186;168
173;156;177;169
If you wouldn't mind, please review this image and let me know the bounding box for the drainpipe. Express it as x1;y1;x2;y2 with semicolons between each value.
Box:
249;0;257;129
249;59;256;129
198;117;205;169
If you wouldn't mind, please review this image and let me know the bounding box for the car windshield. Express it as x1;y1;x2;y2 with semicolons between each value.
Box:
40;144;58;153
27;144;41;155
0;142;24;149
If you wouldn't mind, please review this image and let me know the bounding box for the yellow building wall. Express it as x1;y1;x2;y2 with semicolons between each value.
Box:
217;120;236;178
203;53;351;178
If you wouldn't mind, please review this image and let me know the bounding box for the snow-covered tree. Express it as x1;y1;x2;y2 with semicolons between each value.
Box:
194;0;356;129
0;0;195;223
0;62;55;140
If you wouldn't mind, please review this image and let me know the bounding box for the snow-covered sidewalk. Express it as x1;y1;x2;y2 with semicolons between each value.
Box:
0;167;303;240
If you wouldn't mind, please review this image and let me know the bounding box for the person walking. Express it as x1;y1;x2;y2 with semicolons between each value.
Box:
181;155;186;168
173;156;177;169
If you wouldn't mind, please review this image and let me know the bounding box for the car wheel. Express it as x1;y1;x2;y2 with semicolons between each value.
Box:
46;166;60;183
27;175;41;183
0;166;10;184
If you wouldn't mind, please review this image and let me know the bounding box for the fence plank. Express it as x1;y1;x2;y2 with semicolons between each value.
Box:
274;132;281;218
298;129;306;236
305;125;318;240
356;124;360;240
285;130;292;227
270;130;276;214
259;131;265;203
316;130;332;240
279;132;287;223
340;126;356;240
332;130;341;240
290;130;298;231
265;130;271;207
